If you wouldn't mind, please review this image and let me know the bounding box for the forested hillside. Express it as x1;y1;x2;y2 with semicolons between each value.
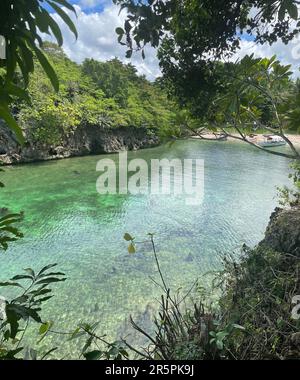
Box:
14;42;179;146
0;42;182;163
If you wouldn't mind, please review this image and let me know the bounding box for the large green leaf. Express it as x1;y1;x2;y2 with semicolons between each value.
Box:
287;2;298;20
38;10;64;46
47;1;78;40
33;46;59;92
47;15;64;46
278;4;286;21
51;0;77;13
0;105;25;144
84;350;103;360
4;83;30;102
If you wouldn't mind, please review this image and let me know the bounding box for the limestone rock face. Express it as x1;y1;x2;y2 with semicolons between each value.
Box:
259;206;300;256
0;124;160;164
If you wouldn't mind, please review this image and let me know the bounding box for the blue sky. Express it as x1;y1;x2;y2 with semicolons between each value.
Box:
70;0;107;13
44;1;162;80
44;0;108;13
43;1;300;79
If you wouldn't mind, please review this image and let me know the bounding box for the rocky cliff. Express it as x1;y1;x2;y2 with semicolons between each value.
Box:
259;206;300;256
0;124;160;164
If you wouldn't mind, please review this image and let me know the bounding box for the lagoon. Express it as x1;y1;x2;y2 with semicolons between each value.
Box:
0;139;291;354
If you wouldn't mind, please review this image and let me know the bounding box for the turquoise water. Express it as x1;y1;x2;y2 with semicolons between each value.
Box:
0;140;292;355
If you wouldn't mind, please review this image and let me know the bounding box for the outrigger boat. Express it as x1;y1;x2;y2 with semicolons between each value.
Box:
258;135;287;148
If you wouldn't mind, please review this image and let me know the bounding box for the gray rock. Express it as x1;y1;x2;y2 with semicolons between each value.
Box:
184;253;194;262
0;124;160;165
259;206;300;256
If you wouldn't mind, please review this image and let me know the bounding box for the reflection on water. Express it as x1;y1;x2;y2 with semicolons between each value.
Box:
0;140;291;355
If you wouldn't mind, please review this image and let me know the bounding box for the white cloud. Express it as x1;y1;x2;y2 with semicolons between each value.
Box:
46;4;161;80
232;4;300;77
46;2;300;80
78;0;111;10
230;38;300;77
79;0;98;8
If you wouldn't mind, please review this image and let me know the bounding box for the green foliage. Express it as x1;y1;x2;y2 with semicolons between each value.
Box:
115;1;300;154
123;233;136;253
217;245;300;359
209;55;293;127
0;0;77;143
121;232;300;360
72;322;129;360
278;162;300;206
82;58;133;108
114;0;300;79
0;212;24;251
82;58;178;132
282;79;300;133
14;45;179;146
113;1;298;93
196;55;300;160
0;264;66;360
0;169;24;252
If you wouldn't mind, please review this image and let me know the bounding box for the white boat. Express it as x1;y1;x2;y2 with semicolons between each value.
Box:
258;135;287;148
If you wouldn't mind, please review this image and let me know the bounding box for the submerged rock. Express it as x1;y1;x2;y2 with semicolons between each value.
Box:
184;253;194;262
117;303;157;346
93;303;100;312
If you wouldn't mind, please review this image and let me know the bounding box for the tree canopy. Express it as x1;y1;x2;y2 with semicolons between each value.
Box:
114;1;300;114
0;0;77;143
115;0;300;159
13;43;180;147
114;0;300;59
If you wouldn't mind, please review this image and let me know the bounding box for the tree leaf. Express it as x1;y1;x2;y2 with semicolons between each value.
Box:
32;47;59;92
39;322;52;335
84;350;103;360
24;268;35;278
47;1;78;40
278;5;286;21
10;275;33;281
42;11;64;46
128;243;136;254
41;347;58;360
126;50;133;59
4;83;30;102
35;277;66;285
0;282;23;288
124;233;133;241
37;263;58;277
287;2;298;20
116;27;124;35
51;0;77;14
0;105;25;145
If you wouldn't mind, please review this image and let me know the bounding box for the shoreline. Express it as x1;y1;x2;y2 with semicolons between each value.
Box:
190;133;300;145
2;133;299;166
0;125;160;166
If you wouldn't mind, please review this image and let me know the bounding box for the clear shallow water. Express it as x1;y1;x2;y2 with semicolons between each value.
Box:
0;140;291;355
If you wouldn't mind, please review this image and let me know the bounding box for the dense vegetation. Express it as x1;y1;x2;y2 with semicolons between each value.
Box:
121;232;300;360
12;42;179;147
0;0;78;143
115;0;300;60
115;0;300;156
